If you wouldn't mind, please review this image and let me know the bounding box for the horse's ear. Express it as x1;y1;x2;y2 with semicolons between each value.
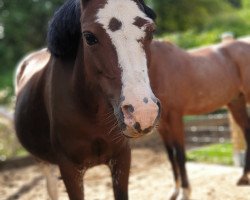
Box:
47;0;81;59
138;0;157;21
81;0;91;7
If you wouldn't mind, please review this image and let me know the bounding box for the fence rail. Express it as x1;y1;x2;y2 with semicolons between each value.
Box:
184;113;231;146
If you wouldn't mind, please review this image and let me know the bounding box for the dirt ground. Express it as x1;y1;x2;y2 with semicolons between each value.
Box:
0;133;250;200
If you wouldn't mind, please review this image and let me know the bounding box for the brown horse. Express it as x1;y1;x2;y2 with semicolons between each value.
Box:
14;0;160;199
149;39;250;200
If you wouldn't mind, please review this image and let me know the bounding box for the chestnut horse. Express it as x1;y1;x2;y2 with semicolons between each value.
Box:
149;39;250;200
14;0;160;199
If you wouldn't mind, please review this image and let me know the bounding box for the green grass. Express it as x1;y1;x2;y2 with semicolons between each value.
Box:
187;143;233;165
0;70;14;104
0;119;28;161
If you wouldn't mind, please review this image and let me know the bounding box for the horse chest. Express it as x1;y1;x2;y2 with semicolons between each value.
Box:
56;129;116;165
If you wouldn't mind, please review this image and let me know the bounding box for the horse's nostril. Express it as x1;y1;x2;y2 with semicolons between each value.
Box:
152;98;161;124
157;100;161;111
154;98;161;116
133;122;142;132
143;126;153;134
122;104;135;113
120;122;127;131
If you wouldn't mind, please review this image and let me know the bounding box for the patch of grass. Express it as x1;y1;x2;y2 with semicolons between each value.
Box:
187;143;233;165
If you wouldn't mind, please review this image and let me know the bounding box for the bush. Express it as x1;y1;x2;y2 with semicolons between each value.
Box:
160;8;250;49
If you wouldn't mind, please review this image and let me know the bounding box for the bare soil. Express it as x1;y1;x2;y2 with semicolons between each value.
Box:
0;133;249;200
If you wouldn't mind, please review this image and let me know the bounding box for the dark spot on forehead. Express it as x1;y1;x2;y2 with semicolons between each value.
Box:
109;17;122;32
133;16;148;28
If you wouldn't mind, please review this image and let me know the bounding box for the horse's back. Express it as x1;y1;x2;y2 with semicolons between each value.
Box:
150;40;241;114
15;49;56;163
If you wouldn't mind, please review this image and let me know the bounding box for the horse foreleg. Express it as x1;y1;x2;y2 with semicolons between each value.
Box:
58;156;85;200
228;95;250;185
109;146;131;200
41;163;58;200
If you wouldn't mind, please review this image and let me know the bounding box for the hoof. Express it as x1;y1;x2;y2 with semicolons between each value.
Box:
169;188;179;200
237;176;250;186
169;188;190;200
176;188;191;200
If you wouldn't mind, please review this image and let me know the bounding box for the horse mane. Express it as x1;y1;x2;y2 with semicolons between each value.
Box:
47;0;156;59
47;0;81;59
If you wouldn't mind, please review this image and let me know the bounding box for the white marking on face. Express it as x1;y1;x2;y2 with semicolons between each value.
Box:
96;0;154;101
96;0;160;133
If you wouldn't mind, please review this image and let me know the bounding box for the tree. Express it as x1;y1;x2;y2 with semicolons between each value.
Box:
0;0;64;75
147;0;232;34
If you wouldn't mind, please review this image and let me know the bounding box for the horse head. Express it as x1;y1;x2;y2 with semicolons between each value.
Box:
48;0;161;138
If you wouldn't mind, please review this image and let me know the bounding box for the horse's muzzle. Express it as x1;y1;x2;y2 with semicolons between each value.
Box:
121;98;161;138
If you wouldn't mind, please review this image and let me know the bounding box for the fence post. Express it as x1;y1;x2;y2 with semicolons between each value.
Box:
228;112;246;167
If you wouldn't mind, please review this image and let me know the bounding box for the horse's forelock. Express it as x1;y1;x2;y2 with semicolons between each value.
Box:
47;0;81;59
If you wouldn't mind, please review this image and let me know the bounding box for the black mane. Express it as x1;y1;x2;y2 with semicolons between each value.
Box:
47;0;156;59
47;0;81;59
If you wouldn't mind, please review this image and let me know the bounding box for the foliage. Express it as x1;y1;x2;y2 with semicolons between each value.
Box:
187;143;233;165
161;7;250;49
242;0;250;8
0;0;64;101
227;0;242;8
148;0;232;33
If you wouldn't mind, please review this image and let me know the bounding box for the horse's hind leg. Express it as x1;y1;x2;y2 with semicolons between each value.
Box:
158;112;190;200
159;128;181;200
40;163;58;200
227;94;250;185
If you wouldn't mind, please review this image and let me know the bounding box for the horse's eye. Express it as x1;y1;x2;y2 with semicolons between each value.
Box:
83;32;98;46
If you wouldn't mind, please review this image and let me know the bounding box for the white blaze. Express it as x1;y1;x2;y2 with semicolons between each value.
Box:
96;0;154;101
